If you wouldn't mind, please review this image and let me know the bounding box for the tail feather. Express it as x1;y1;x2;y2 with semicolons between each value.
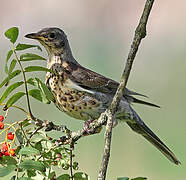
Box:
125;88;148;98
127;110;180;165
132;97;160;108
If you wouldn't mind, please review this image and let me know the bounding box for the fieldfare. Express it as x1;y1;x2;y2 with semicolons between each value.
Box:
25;27;180;165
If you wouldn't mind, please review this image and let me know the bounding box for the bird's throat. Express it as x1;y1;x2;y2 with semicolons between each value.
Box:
47;55;62;69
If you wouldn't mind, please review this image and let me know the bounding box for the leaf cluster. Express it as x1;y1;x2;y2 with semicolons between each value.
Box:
0;121;87;179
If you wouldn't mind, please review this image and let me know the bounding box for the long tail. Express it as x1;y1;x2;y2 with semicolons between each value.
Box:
127;109;180;165
125;94;160;108
132;97;160;108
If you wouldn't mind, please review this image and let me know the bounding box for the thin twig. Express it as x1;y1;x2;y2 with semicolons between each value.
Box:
19;123;32;146
69;147;74;180
13;47;34;119
98;0;155;179
15;154;22;180
29;126;43;139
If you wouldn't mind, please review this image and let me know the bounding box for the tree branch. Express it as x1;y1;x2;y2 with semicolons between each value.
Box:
98;0;155;179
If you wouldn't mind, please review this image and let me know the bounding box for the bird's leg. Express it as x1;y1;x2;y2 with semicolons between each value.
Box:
82;115;118;136
56;116;117;145
82;119;102;136
55;119;102;145
83;119;94;131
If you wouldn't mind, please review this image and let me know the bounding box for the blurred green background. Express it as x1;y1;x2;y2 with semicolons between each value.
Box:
0;0;186;179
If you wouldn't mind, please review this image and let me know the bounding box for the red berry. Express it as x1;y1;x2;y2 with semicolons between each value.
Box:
1;142;11;156
9;149;15;156
0;152;3;158
0;122;4;129
3;151;10;156
1;142;8;152
7;132;14;140
0;115;4;122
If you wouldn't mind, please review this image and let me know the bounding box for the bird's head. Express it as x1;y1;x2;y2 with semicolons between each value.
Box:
25;27;72;57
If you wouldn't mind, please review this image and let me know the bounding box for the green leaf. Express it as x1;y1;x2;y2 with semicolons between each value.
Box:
20;53;46;61
48;171;56;179
0;156;17;165
35;141;42;151
0;81;24;104
4;27;19;44
27;78;53;103
74;172;88;180
8;59;17;74
28;89;43;102
35;78;54;102
24;66;55;74
29;88;50;104
0;70;21;89
42;151;52;159
0;165;16;177
19;146;40;155
72;162;79;170
21;119;32;127
27;169;36;177
6;50;13;62
39;91;51;104
27;78;50;104
16;43;42;51
27;78;37;86
5;50;13;74
117;178;129;180
131;177;147;180
19;160;45;172
56;174;70;180
15;129;24;144
4;92;25;109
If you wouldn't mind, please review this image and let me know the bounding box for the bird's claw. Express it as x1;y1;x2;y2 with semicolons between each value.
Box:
82;119;102;135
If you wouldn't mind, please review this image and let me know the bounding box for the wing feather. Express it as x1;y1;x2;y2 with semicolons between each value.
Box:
67;63;158;107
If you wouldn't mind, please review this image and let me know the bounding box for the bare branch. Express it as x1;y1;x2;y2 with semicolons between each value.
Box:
98;0;155;179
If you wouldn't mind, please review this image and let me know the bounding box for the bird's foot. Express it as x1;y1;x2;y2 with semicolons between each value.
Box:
82;119;102;135
83;119;94;131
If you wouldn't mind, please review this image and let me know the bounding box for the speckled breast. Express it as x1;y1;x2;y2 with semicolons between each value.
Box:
46;73;102;121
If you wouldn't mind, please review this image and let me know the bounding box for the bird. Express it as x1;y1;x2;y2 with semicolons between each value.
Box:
25;27;180;165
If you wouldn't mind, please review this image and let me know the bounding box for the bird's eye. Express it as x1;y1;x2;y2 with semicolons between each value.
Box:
49;33;56;39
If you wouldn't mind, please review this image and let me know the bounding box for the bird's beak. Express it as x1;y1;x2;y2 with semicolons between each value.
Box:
25;33;41;40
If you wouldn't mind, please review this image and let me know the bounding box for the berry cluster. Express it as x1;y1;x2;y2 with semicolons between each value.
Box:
0;115;16;157
0;142;15;157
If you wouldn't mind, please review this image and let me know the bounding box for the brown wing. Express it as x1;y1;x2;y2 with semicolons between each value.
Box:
70;64;119;94
65;62;159;107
